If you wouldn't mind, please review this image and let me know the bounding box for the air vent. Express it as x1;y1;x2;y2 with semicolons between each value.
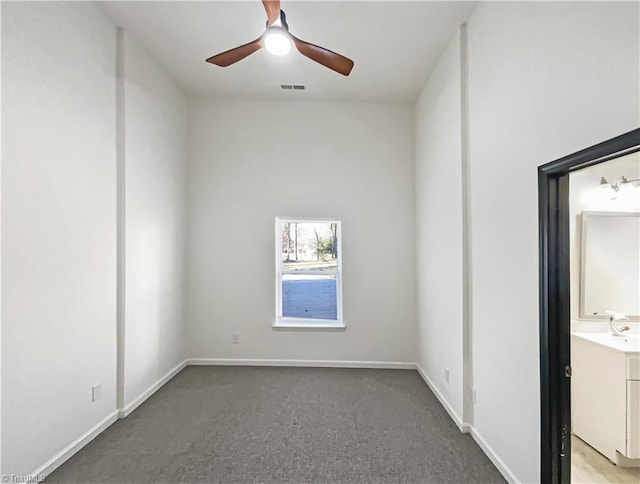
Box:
281;84;306;90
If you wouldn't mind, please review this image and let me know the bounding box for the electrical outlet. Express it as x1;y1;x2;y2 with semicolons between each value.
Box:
91;383;101;402
232;333;240;344
444;368;450;383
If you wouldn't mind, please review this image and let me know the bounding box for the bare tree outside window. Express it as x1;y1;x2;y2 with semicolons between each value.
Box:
277;220;341;322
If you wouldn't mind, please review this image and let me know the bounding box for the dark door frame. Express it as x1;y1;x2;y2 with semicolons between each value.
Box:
538;127;640;483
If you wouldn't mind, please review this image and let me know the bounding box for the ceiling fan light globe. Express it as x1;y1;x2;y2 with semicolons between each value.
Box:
264;29;291;56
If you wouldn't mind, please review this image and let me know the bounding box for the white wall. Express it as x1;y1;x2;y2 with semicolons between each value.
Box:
121;32;188;410
3;1;638;481
465;2;639;482
1;3;190;475
569;153;640;330
414;32;465;423
2;2;117;475
187;100;416;363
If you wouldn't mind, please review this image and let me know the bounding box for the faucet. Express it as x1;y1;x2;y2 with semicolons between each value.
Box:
605;310;631;336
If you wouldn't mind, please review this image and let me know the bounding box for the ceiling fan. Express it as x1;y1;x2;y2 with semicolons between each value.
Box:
205;0;354;76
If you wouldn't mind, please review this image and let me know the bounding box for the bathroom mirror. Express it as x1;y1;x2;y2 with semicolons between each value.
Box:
580;211;640;320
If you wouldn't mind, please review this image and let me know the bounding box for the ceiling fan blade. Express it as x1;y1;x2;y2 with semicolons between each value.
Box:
262;0;281;25
290;34;354;76
205;37;264;67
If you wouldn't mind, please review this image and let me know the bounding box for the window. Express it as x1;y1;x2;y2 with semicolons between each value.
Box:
274;218;344;329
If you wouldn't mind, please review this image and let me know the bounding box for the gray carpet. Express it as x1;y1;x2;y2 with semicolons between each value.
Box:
46;367;504;483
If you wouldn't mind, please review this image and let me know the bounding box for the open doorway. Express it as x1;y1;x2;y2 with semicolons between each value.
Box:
569;153;640;482
538;128;640;484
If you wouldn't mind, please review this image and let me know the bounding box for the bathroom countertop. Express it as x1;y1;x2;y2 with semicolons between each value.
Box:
572;332;640;353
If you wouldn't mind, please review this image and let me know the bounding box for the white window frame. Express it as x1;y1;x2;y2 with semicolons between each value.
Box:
273;217;345;330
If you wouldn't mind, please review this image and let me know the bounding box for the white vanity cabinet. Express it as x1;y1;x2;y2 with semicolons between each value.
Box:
627;358;640;459
572;333;640;465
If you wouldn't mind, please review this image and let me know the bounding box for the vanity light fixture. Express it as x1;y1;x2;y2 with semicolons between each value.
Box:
598;175;640;199
598;177;617;199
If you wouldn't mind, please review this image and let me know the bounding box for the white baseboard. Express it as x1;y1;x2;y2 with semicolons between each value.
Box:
25;358;519;484
30;410;118;479
415;364;468;433
468;426;520;484
616;450;640;468
413;365;520;482
187;358;416;369
118;359;188;418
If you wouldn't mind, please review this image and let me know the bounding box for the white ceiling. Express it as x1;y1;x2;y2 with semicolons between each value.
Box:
101;1;477;103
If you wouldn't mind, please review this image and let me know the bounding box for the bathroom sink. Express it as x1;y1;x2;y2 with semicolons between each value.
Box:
572;332;640;464
572;332;640;353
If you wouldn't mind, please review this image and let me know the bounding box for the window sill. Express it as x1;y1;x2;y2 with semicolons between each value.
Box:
272;318;346;331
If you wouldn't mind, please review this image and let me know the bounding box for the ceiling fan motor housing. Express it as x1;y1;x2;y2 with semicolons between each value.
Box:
206;1;354;76
266;9;288;31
